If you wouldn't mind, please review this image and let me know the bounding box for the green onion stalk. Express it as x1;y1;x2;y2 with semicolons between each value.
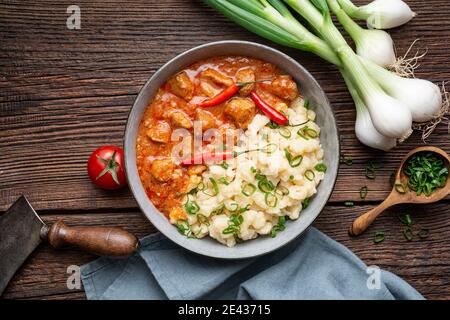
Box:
203;0;444;148
284;0;412;140
206;0;340;65
337;0;416;30
327;0;443;123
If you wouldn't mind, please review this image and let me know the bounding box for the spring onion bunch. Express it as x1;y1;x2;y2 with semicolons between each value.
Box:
328;0;396;67
337;0;416;29
204;0;445;150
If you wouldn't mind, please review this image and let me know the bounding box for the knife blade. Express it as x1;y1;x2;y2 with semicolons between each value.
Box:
0;195;46;295
0;196;139;296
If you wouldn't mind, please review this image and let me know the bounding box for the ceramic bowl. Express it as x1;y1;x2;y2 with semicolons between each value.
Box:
124;40;340;259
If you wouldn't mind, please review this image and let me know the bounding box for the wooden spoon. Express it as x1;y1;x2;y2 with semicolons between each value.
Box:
349;146;450;236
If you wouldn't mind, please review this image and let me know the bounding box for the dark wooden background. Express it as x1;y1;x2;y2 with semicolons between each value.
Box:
0;0;449;300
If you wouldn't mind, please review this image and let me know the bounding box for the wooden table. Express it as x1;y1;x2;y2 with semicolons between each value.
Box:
1;0;449;300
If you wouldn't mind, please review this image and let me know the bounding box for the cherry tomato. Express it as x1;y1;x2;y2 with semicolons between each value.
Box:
87;146;127;190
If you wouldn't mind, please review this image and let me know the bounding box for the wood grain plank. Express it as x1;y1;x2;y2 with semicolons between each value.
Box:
1;0;449;300
1;0;449;210
1;201;449;300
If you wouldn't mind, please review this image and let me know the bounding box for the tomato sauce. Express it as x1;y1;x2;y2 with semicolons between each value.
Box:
136;56;297;218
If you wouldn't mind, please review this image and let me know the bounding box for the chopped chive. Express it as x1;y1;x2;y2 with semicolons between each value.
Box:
305;169;315;181
418;227;429;239
403;227;413;241
303;197;311;209
365;167;376;180
258;179;275;193
315;163;327;172
184;200;200;215
289;175;295;180
270;216;287;238
304;99;310;109
225;202;239;212
210;204;225;216
403;152;448;197
264;192;278;207
218;177;230;185
340;155;353;166
242;183;256;196
344;201;354;207
268;121;280;129
398;214;413;227
284;148;303;167
297;126;318;139
279;127;291;138
238;204;251;213
202;177;219;197
359;186;368;199
276;185;289;196
220;162;229;169
373;231;385;244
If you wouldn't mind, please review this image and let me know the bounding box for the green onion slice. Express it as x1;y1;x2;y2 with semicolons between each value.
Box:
184;200;200;215
359;186;368;199
315;163;327;172
285;149;303;167
268;121;280;129
305;169;315;181
242;183;256;196
202;177;219;197
344;201;354;207
276;185;289;196
303;197;311;209
373;231;385;244
265;192;278;207
218;177;230;185
297;126;318;139
211;204;225;216
403;227;413;241
220;162;229;169
258;179;275;193
279;127;291;138
197;214;209;225
418;227;429;239
225;203;239;212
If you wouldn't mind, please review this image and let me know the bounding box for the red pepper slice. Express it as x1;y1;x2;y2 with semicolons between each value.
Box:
197;79;274;108
249;91;288;126
197;84;239;108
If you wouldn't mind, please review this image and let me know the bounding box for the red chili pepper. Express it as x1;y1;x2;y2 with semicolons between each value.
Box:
180;150;234;166
197;79;273;108
249;91;288;126
197;84;239;108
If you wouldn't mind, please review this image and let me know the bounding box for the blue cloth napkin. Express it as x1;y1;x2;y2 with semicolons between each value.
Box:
81;227;423;300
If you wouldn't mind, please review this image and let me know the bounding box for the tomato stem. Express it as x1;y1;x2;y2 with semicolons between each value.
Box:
95;149;120;185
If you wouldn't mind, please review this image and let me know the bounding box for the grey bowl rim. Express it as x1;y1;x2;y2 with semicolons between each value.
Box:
124;40;340;259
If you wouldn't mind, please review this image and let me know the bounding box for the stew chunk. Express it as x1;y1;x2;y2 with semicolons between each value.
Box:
270;75;298;101
169;110;193;129
235;68;255;96
224;98;256;129
146;121;171;143
195;109;217;131
167;71;194;101
150;159;174;182
201;68;233;87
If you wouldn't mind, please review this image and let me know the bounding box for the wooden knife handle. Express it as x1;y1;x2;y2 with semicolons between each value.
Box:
46;220;139;257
